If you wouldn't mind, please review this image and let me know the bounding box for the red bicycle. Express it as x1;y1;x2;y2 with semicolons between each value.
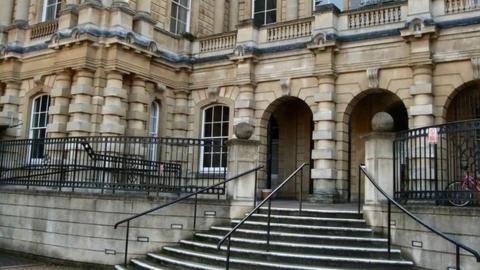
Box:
446;173;480;206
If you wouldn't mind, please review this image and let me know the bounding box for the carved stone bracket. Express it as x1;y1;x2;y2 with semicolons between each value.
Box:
280;78;291;96
207;86;219;98
367;67;379;89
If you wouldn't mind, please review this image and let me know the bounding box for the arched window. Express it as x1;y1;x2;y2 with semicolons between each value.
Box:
201;105;229;171
149;101;160;137
29;95;50;159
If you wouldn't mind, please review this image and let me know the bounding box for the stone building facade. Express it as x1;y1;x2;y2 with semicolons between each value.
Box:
1;0;480;203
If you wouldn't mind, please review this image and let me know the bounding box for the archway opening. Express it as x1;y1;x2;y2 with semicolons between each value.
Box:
348;90;408;201
265;97;313;199
446;80;480;122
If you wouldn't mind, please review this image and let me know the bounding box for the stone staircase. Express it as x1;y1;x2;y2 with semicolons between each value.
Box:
115;207;416;270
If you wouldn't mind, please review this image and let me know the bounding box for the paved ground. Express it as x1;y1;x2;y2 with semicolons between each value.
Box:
0;251;91;270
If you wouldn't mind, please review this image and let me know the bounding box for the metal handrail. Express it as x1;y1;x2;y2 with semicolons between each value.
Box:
358;164;480;269
217;163;308;270
113;165;264;266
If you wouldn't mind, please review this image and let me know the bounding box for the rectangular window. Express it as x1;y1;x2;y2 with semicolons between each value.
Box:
253;0;277;26
42;0;62;22
170;0;191;34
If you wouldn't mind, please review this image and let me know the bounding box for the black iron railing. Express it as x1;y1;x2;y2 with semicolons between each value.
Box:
113;165;264;266
358;164;480;269
0;136;227;195
394;119;480;205
217;163;308;270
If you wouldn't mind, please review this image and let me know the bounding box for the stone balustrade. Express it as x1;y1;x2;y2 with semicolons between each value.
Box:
30;20;59;40
266;18;313;42
199;32;237;53
445;0;480;13
348;4;403;29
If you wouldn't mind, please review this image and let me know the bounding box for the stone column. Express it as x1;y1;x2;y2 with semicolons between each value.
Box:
234;83;255;127
410;64;434;128
67;70;94;137
133;0;155;38
311;74;337;202
14;0;30;26
172;90;189;138
214;0;225;34
48;71;72;138
101;71;127;136
229;0;238;31
0;81;21;138
226;139;260;201
126;76;148;137
364;113;396;204
286;0;298;21
0;0;14;27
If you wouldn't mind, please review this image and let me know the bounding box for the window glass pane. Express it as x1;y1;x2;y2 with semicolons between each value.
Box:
178;7;188;22
222;153;228;168
46;6;55;20
48;0;57;5
213;123;221;137
222;123;229;137
178;22;187;34
170;18;177;33
254;0;265;12
254;13;265;26
266;10;276;24
214;106;222;121
212;153;221;167
39;113;47;127
205;108;213;122
180;0;189;7
267;0;276;9
223;107;229;121
203;153;211;168
204;123;212;137
40;96;49;111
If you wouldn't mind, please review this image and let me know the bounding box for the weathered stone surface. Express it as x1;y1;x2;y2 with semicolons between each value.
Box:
371;112;394;132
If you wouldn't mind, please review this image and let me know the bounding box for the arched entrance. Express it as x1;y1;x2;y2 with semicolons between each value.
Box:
446;80;480;121
347;90;408;201
264;97;313;199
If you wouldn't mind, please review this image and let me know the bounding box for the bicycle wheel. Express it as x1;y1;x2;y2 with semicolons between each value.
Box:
446;181;474;207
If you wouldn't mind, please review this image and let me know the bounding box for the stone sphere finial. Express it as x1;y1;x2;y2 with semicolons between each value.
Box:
234;122;254;140
371;112;394;132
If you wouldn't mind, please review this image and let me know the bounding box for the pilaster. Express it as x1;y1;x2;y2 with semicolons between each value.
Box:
100;71;127;136
126;76;149;136
48;71;72;138
172;89;189;138
133;0;155;38
0;81;21;138
67;69;94;137
410;64;434;128
0;0;14;45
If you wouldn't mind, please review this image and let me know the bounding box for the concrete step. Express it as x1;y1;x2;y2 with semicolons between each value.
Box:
248;213;369;228
160;245;414;270
209;226;389;248
258;207;363;219
230;220;375;237
193;233;403;259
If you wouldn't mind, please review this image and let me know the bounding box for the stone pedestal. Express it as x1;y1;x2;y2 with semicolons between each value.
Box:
226;139;260;201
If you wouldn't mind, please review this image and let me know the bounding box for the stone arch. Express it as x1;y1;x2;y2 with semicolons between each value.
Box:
258;96;314;198
339;88;409;201
442;79;480;122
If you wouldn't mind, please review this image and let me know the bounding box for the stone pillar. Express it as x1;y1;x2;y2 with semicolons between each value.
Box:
126;76;148;136
410;64;434;128
311;74;337;202
172;90;189;138
364;112;395;204
214;0;225;34
67;70;94;137
229;0;239;31
234;83;255;127
101;71;127;136
58;0;79;30
0;81;21;138
0;0;14;28
286;0;298;21
226;139;260;201
48;71;72;138
14;0;30;26
133;0;154;38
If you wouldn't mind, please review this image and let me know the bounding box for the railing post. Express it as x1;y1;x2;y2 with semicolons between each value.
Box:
388;200;391;258
299;166;303;213
456;245;460;270
193;194;198;231
72;139;79;192
124;221;130;267
226;235;231;270
358;166;362;214
254;169;258;208
266;198;272;251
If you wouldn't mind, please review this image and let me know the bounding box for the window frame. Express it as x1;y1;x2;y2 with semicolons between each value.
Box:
148;101;160;161
170;0;191;34
251;0;277;26
42;0;62;22
28;94;51;163
199;104;230;172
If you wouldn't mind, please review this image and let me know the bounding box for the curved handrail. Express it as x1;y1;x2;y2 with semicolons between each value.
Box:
359;164;480;265
217;163;308;250
114;165;264;229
